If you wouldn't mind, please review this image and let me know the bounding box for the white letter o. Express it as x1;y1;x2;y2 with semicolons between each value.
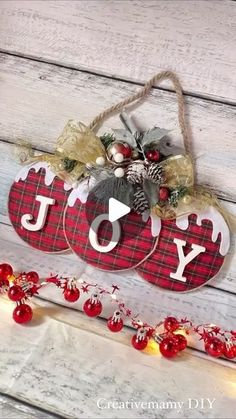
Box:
89;214;121;253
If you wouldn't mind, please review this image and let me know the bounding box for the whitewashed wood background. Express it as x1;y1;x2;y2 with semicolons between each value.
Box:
0;1;236;418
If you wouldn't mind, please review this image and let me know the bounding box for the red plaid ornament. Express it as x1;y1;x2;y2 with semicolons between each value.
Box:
64;196;157;271
8;163;71;253
136;211;230;292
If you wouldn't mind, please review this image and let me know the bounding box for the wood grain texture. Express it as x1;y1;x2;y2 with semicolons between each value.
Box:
0;0;236;379
0;297;235;419
0;1;236;102
0;54;236;201
0;394;57;419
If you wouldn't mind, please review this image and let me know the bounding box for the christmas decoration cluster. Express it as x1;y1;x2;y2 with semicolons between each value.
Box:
0;262;235;360
96;126;191;217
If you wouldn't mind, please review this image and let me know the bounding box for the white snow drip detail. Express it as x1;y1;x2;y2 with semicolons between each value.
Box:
175;206;230;256
141;211;161;237
150;213;162;237
176;215;189;230
15;162;72;191
68;177;98;206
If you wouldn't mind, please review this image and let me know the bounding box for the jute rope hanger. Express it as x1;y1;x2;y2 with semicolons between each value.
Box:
89;70;190;154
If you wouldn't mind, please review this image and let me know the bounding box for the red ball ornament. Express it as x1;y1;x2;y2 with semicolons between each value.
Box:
164;316;179;332
131;328;149;350
174;334;187;351
8;285;25;302
107;142;132;162
0;263;13;281
223;344;236;359
159;336;179;358
205;337;224;358
64;287;80;303
159;187;170;201
83;298;103;317
107;311;124;332
26;271;39;284
145;150;160;162
13;304;33;324
119;143;132;159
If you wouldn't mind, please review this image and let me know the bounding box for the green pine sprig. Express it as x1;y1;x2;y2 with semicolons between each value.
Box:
62;157;78;173
100;133;115;149
169;186;189;208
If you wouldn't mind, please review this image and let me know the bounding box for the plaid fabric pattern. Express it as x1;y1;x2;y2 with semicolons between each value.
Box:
8;167;70;252
64;198;157;271
136;214;225;292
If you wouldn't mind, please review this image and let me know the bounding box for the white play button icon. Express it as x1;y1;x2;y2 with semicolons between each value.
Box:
108;198;131;222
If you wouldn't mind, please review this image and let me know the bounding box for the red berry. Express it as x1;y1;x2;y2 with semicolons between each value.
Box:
159;336;179;358
164;316;179;332
223;344;236;359
131;333;149;350
8;285;25;302
64;287;80;302
13;304;33;324
83;299;103;317
26;271;39;284
0;263;13;281
159;187;170;201
205;337;224;358
107;317;124;332
174;334;187;351
145;150;160;162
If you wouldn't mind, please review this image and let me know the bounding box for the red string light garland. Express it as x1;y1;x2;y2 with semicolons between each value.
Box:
0;262;235;360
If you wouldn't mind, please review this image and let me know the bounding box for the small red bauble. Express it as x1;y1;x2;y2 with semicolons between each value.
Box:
145;150;160;162
0;263;13;281
159;187;170;201
83;299;103;317
131;328;149;350
107;317;124;333
159;336;179;358
108;142;132;161
64;287;80;303
131;334;149;350
174;334;187;351
223;344;236;359
26;271;39;284
119;143;132;159
164;316;179;332
205;337;224;358
13;304;33;324
8;285;25;302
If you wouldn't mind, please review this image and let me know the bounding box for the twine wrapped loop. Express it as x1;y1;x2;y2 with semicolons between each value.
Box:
89;71;190;154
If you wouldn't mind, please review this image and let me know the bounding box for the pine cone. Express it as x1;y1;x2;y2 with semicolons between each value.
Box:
126;162;147;184
146;163;163;184
133;187;150;214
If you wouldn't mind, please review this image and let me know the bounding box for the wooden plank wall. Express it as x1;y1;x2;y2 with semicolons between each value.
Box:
0;1;235;357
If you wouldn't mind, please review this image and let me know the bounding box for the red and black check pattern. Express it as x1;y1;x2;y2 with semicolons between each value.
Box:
8;167;70;252
136;214;225;292
64;198;157;271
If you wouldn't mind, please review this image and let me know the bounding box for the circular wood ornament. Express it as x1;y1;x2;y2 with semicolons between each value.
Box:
8;162;72;253
136;207;230;292
63;184;158;271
